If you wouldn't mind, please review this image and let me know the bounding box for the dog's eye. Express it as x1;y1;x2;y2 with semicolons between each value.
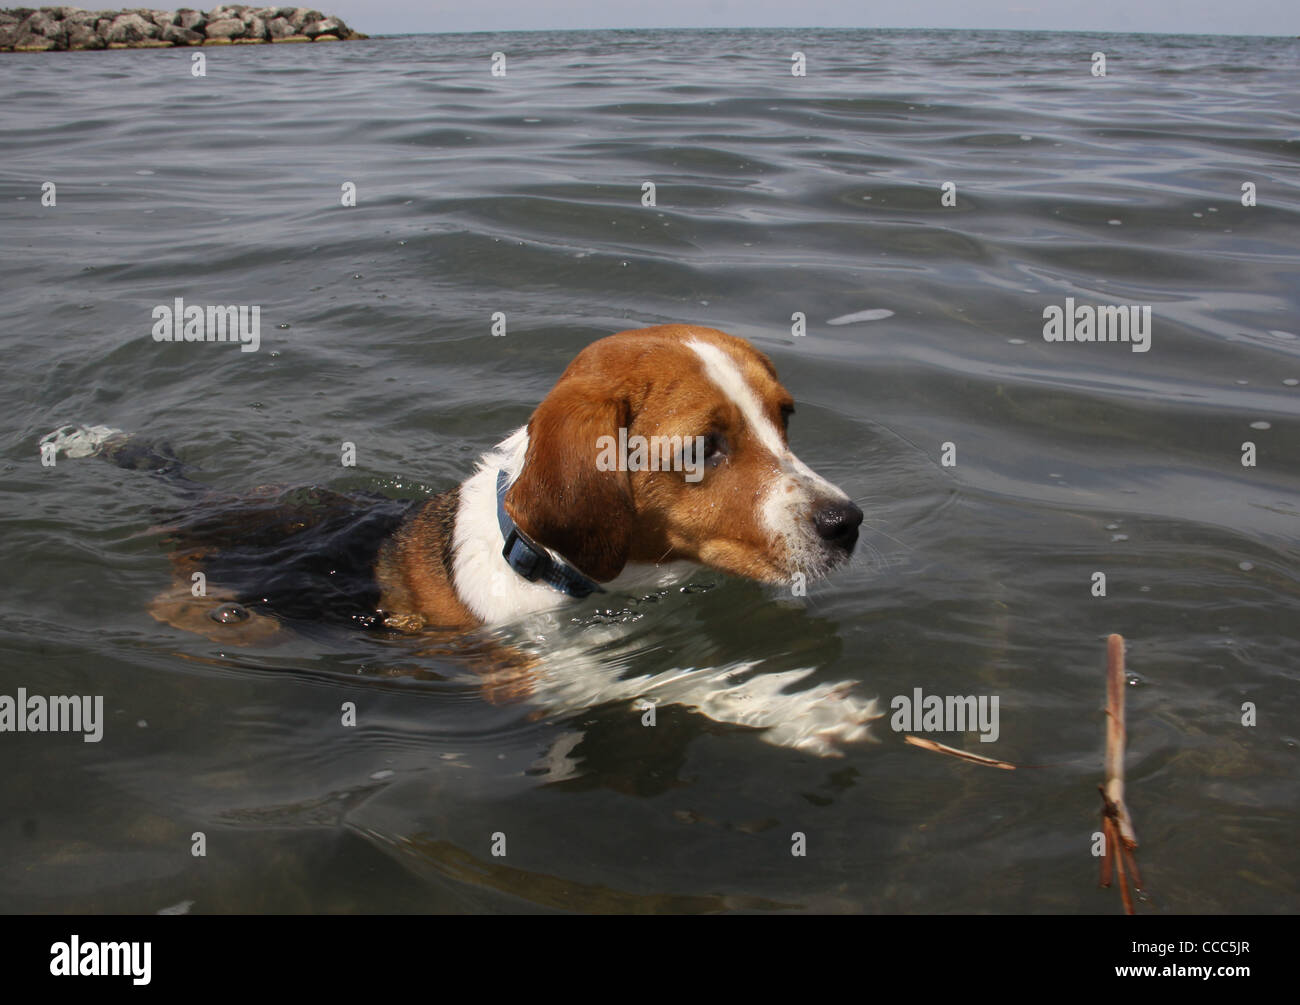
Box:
703;431;728;466
684;431;727;472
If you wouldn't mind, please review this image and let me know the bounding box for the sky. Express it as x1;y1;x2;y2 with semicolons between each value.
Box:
325;1;1300;37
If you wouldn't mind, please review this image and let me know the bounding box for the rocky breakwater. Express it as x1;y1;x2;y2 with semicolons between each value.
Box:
0;6;367;50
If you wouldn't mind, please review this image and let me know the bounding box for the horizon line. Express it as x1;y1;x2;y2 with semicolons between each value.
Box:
364;25;1300;40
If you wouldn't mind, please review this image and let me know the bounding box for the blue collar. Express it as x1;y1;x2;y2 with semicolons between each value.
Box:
496;470;605;599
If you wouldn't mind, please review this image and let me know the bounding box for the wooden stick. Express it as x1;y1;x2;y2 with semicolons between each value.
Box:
1098;791;1140;913
904;735;1017;770
1103;633;1138;849
1098;634;1143;914
1113;820;1135;915
1098;804;1115;888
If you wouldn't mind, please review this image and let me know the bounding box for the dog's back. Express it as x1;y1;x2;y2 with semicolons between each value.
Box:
159;486;417;630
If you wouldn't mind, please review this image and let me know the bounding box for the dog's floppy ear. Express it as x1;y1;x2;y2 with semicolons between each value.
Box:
505;377;635;583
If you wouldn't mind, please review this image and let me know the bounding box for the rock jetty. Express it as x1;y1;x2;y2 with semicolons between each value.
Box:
0;6;367;50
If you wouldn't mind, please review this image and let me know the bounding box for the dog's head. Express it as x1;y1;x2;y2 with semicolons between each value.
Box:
505;325;862;585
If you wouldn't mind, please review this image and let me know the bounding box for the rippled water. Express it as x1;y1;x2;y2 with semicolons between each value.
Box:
2;28;1298;913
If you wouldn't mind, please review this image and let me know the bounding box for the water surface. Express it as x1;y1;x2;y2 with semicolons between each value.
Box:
1;28;1297;913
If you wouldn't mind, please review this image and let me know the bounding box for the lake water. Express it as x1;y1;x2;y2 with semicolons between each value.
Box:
1;27;1297;913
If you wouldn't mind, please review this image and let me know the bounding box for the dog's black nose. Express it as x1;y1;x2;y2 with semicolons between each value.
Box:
813;500;863;548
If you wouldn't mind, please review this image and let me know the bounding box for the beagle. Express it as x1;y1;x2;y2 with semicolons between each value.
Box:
44;324;880;756
373;323;864;630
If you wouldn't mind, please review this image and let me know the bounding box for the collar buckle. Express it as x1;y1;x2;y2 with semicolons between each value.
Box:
496;469;605;599
501;527;543;581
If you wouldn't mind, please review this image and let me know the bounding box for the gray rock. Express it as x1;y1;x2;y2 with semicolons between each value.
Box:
261;15;289;38
301;14;340;38
160;22;202;44
67;20;107;48
106;12;157;42
28;9;68;39
288;7;322;29
174;8;205;30
204;16;245;39
266;15;293;38
0;5;363;50
241;12;267;39
10;26;59;50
